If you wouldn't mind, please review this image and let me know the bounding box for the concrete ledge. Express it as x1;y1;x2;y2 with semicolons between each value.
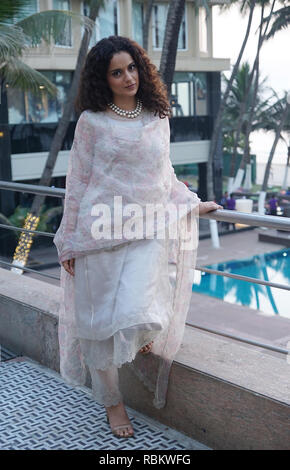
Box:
133;327;290;450
0;268;60;371
0;267;289;450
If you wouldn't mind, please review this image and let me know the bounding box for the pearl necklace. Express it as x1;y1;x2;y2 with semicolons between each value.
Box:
107;99;143;118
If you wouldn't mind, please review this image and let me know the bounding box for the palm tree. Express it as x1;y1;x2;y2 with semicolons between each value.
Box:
207;0;256;201
258;92;290;214
231;0;290;194
222;62;274;192
231;0;279;193
142;0;154;51
0;1;93;95
209;0;287;199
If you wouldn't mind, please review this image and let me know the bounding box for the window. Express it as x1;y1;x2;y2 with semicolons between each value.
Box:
170;72;208;117
7;71;74;124
83;0;118;49
199;6;208;53
152;2;186;50
132;0;144;47
53;0;72;47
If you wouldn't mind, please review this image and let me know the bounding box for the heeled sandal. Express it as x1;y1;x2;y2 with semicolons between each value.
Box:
106;413;134;439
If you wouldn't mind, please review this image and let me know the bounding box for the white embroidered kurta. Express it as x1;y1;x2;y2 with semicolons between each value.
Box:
53;108;200;409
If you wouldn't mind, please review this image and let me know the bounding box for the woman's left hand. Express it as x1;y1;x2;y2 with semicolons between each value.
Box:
198;201;223;215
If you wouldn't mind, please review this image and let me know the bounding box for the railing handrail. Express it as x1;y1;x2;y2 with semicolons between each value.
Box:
1;180;290;231
0;223;54;237
1;210;290;234
199;209;290;231
0;180;65;198
195;266;290;291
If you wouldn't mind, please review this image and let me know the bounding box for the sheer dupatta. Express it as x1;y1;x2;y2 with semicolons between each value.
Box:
55;109;200;408
127;204;199;408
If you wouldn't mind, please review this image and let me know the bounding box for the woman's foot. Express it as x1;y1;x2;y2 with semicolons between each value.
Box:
139;341;154;355
105;402;134;438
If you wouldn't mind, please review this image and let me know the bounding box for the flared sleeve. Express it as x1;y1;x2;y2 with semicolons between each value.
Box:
53;112;95;263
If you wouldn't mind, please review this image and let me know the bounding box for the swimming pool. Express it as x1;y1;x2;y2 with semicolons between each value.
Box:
192;248;290;319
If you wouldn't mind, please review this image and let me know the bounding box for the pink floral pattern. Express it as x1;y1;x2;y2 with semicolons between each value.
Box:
54;109;200;408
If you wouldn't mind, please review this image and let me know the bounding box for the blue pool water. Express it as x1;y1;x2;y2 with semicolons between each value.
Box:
192;248;290;318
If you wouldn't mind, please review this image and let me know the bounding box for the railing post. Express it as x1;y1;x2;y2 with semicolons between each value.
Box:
0;82;15;218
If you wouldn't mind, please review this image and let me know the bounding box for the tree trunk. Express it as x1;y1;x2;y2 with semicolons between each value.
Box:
159;0;185;97
142;0;154;51
0;77;14;218
258;98;290;216
229;126;241;178
262;100;290;192
281;147;290;190
206;0;255;200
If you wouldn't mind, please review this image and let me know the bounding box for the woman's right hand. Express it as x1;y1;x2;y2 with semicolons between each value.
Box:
62;258;75;276
198;201;223;215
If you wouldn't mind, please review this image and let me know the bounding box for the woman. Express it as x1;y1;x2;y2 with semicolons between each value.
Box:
53;35;222;439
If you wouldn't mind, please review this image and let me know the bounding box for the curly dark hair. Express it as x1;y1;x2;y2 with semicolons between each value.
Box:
75;35;172;119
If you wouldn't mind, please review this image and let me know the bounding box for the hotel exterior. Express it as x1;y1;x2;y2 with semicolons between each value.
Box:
7;0;230;202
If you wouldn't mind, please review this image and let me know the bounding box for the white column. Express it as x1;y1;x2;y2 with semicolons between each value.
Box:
120;0;133;37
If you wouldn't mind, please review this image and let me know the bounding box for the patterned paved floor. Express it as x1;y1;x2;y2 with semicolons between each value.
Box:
0;358;210;450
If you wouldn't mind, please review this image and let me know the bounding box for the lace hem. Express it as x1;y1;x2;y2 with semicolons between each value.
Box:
91;390;123;408
78;328;160;372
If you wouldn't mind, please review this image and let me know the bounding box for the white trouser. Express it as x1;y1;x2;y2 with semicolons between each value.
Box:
85;359;123;407
79;338;123;407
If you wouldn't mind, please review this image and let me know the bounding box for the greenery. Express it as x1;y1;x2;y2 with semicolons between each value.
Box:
0;0;94;96
221;61;273;155
8;204;63;239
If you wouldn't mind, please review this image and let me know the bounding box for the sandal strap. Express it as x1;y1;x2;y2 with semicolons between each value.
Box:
111;424;133;431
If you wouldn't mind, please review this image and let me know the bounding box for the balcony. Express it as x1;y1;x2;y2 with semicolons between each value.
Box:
0;181;289;450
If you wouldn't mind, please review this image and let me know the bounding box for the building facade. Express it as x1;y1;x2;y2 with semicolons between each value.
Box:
7;0;230;202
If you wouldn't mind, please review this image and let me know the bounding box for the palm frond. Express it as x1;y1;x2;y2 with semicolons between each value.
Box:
16;10;95;47
0;0;33;24
259;92;290;132
2;58;57;96
264;6;290;40
221;59;277;134
0;23;30;61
